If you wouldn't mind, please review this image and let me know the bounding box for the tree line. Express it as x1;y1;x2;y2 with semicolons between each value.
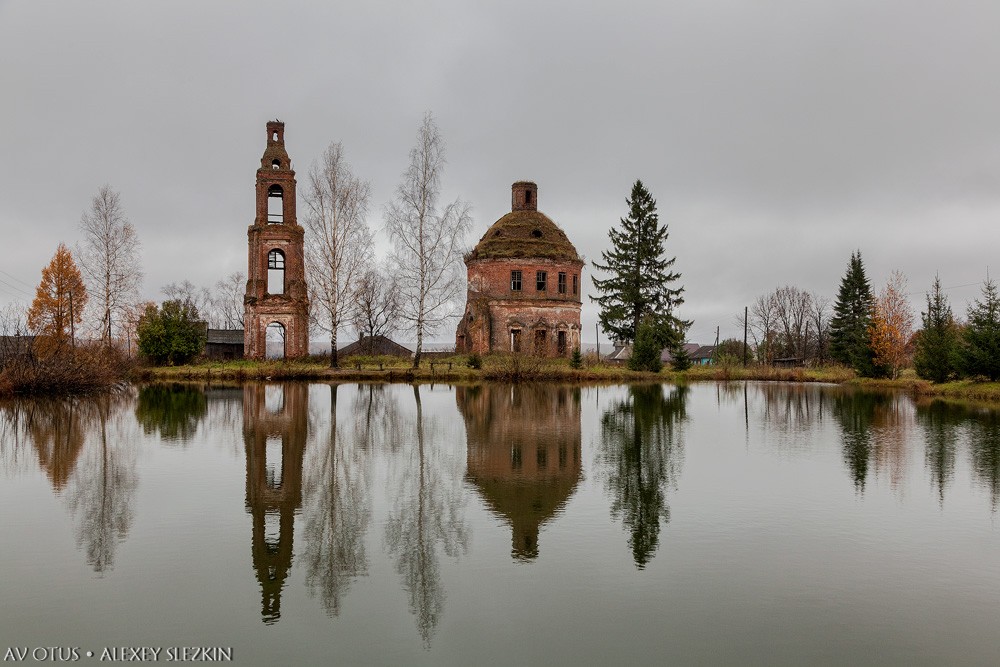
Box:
586;179;1000;386
738;250;1000;383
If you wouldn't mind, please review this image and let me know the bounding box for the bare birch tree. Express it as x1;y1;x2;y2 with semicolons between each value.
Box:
351;265;401;353
213;271;246;329
384;113;472;368
78;186;142;344
304;142;372;367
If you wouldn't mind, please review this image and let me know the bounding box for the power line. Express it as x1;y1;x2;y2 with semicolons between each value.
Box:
904;281;982;297
0;269;32;288
0;276;32;297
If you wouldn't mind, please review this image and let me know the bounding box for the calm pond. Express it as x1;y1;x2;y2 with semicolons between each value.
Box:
1;382;999;665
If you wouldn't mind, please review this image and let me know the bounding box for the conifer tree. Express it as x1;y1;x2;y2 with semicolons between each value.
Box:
958;279;1000;381
914;275;959;383
829;251;879;376
592;180;688;347
628;318;664;373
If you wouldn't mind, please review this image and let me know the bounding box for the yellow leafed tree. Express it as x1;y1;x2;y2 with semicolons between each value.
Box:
27;243;88;351
868;270;913;379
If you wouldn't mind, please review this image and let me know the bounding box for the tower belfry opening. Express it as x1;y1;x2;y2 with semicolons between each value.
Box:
243;121;309;359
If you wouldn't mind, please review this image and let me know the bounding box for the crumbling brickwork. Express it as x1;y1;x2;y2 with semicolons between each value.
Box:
244;121;310;359
456;182;583;356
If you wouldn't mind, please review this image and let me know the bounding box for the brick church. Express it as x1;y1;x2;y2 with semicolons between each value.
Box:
456;181;583;356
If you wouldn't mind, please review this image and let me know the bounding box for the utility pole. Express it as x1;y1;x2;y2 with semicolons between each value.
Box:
595;322;599;358
743;305;748;367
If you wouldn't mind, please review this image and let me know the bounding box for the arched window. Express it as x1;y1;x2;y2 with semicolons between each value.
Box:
266;322;286;359
267;185;283;223
267;250;285;294
271;159;281;170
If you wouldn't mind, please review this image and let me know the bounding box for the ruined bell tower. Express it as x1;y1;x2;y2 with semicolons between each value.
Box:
244;121;309;359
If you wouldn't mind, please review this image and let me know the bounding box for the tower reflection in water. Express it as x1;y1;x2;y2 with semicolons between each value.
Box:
242;383;308;624
458;384;582;561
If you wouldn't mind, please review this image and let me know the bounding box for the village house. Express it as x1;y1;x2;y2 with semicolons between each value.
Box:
456;182;583;356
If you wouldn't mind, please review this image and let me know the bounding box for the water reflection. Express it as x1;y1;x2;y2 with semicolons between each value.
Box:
7;380;1000;658
385;385;470;646
756;383;829;437
833;391;913;493
26;397;87;490
242;383;308;624
917;400;961;504
300;385;371;617
967;410;1000;508
135;383;207;442
458;385;582;561
598;384;687;569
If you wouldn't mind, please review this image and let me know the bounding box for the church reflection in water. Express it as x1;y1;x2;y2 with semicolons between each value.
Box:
457;385;582;561
242;383;308;624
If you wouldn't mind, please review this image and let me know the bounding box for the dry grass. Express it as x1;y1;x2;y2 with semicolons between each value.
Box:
0;343;134;396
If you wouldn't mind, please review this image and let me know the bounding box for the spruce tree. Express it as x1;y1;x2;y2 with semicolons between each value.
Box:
592;180;688;347
959;279;1000;381
629;318;664;372
670;343;692;371
914;275;959;383
829;251;879;376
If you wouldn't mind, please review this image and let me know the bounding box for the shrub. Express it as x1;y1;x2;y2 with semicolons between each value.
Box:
0;342;133;395
137;300;206;366
569;347;583;369
467;352;482;369
482;352;545;382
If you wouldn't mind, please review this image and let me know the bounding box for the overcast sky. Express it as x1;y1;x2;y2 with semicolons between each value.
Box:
2;0;999;346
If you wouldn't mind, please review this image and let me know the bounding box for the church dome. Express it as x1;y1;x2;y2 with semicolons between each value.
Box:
466;182;582;263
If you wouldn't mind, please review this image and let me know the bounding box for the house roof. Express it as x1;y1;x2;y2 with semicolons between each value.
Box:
206;329;245;345
691;345;716;360
338;335;412;357
659;342;701;362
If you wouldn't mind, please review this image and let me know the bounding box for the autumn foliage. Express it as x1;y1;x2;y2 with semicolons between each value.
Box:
868;271;914;379
26;243;88;352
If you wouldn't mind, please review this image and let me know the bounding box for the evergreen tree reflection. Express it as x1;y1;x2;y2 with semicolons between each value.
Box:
833;390;880;491
134;383;207;443
300;384;372;617
967;410;1000;508
916;400;962;504
385;384;470;646
599;384;687;569
834;390;911;493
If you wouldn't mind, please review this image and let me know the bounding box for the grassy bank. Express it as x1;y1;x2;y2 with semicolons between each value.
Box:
135;356;1000;406
134;354;657;384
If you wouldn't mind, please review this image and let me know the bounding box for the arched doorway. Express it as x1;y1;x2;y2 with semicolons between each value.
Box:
266;322;286;359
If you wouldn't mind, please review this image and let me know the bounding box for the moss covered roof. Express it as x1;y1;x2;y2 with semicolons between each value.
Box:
467;210;582;263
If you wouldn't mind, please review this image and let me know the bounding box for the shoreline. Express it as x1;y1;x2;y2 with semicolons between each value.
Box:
127;359;1000;406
